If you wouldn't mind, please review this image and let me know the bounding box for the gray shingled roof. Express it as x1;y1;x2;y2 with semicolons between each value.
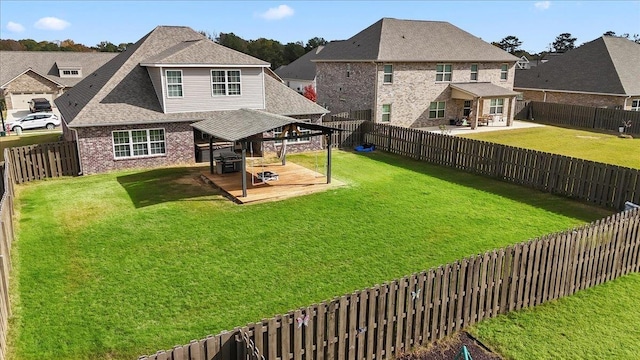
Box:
0;51;117;88
191;108;298;141
275;46;327;81
314;18;519;62
514;36;640;95
451;82;520;98
55;26;326;128
141;39;269;66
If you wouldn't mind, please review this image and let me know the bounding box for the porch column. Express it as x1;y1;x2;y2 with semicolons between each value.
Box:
209;136;214;174
508;96;516;126
474;98;482;129
241;142;247;197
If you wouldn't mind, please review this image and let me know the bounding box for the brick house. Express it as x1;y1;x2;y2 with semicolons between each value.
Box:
314;18;520;128
55;26;327;175
275;45;331;93
515;36;640;111
0;51;116;110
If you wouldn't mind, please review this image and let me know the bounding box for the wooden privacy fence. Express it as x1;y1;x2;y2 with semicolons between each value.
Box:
324;120;368;149
328;109;373;122
527;101;640;135
360;123;640;210
140;208;640;360
5;141;79;184
0;150;16;360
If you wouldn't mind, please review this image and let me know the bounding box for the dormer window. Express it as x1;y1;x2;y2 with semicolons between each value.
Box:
59;68;82;77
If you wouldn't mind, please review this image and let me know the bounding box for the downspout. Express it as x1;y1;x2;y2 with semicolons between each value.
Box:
372;61;378;123
623;95;631;110
69;125;83;176
543;90;547;102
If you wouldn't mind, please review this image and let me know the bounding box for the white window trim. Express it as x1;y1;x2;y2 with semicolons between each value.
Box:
274;120;312;145
429;101;446;119
631;99;640;111
436;64;452;82
383;64;393;84
470;64;478;82
500;64;508;81
112;128;167;160
211;69;242;96
166;70;184;98
381;104;391;122
489;99;505;114
60;69;82;78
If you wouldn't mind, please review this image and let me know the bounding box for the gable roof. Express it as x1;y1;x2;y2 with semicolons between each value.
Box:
55;26;326;128
314;18;519;62
140;39;269;66
191;108;301;142
0;51;117;88
451;82;520;98
275;45;328;81
514;36;640;95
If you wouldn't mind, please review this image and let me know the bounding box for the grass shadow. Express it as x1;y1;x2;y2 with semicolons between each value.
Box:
117;166;222;208
346;150;613;223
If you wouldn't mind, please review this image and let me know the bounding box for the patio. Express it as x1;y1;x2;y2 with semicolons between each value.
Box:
201;161;345;204
419;120;545;136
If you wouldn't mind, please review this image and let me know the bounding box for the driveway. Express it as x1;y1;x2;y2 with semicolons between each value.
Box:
6;108;62;122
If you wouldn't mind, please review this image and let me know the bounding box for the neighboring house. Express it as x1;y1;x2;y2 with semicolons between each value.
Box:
275;45;332;93
55;26;327;175
313;18;520;128
515;36;640;110
0;51;117;110
516;55;531;70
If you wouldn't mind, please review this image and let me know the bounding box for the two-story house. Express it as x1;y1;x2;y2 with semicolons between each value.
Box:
275;45;333;93
314;18;520;128
56;26;327;174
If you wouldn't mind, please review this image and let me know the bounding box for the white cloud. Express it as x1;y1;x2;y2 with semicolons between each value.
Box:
6;21;25;32
34;17;70;31
534;1;551;10
258;5;294;20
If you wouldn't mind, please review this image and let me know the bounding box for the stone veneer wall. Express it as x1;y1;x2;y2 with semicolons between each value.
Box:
518;89;632;110
316;62;377;114
261;114;324;156
2;71;63;110
76;122;195;175
376;62;516;128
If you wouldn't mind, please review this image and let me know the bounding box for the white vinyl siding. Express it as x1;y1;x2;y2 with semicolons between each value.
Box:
112;128;166;159
166;70;183;97
428;101;446;118
164;67;264;113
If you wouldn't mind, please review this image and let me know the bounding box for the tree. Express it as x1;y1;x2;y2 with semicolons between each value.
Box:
117;42;134;52
217;32;248;53
19;39;40;51
302;85;316;102
603;30;616;37
496;35;522;54
283;41;305;64
305;37;327;52
60;39;92;52
247;38;285;69
551;33;577;53
0;39;25;51
95;41;118;52
198;30;217;41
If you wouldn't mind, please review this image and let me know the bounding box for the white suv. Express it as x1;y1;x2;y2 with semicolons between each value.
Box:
6;112;60;132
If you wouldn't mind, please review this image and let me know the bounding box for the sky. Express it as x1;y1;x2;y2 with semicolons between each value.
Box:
1;1;639;53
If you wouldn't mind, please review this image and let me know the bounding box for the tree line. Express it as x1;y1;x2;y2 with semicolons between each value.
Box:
0;38;135;52
491;31;640;59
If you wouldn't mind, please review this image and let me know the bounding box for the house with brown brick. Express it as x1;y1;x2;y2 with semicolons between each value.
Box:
515;36;640;111
314;18;520;128
0;51;117;111
55;26;327;175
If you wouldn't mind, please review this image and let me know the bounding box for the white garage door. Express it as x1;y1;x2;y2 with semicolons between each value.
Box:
10;93;55;110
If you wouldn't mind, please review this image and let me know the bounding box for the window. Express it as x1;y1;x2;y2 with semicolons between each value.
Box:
383;64;393;83
381;104;391;122
166;70;183;97
632;99;640;111
429;101;446;118
436;64;452;82
489;99;504;114
470;64;478;81
112;129;166;159
500;64;508;80
347;63;351;78
274;122;311;145
463;100;472;117
212;70;241;96
60;69;81;77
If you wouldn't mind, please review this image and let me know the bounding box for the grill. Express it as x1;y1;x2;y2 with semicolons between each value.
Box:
214;151;242;174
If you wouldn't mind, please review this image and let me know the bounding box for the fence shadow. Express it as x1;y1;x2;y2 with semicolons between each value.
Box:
116;166;222;208
349;149;612;223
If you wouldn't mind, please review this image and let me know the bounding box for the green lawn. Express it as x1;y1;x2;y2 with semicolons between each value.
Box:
0;132;62;161
10;151;612;360
461;125;640;169
469;273;640;359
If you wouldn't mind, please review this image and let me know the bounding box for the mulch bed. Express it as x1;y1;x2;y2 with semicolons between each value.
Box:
395;332;502;360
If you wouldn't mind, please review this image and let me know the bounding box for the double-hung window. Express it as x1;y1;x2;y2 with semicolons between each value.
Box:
500;64;508;80
383;64;393;83
489;99;504;114
212;70;242;96
436;64;452;82
166;70;183;97
381;104;391;122
112;129;166;159
631;99;640;111
470;64;478;81
428;101;446;118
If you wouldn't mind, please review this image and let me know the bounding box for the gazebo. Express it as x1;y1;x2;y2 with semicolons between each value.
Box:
191;108;341;199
